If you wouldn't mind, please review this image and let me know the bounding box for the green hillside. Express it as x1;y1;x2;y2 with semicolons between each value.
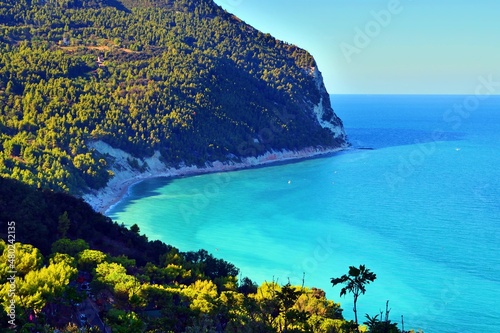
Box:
0;0;346;194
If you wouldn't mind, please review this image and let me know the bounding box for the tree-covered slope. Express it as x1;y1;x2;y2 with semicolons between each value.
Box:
0;0;346;193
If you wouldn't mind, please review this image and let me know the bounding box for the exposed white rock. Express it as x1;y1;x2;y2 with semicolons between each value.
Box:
81;66;348;215
82;140;347;214
310;66;347;139
312;96;342;137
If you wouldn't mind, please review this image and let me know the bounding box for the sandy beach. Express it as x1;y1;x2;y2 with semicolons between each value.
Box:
82;141;349;214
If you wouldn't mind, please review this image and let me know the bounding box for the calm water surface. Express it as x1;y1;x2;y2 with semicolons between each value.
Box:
109;95;500;333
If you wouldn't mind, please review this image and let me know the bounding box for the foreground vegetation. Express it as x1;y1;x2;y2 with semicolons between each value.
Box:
0;176;420;332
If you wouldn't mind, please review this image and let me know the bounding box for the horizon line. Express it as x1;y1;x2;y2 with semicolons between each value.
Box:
329;93;500;96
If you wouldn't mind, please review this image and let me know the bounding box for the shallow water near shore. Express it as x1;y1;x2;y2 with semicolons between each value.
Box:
108;95;500;333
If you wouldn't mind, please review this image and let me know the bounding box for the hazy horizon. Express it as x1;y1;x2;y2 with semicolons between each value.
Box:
214;0;500;96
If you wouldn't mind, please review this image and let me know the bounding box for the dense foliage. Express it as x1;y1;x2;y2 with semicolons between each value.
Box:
0;176;349;332
0;0;346;194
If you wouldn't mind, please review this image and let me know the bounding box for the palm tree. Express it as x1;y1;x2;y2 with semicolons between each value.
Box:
331;265;377;329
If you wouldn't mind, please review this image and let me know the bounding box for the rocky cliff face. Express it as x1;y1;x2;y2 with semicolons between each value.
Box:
310;67;347;140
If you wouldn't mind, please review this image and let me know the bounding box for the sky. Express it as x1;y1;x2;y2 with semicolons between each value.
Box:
213;0;500;94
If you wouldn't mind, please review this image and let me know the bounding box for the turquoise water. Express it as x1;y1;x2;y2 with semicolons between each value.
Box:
108;95;500;333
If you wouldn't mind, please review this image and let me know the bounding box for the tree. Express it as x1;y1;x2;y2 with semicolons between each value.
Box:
105;309;145;333
0;243;77;314
364;301;401;333
238;276;258;296
58;211;71;238
77;249;107;271
275;283;309;333
182;279;218;313
0;241;43;276
129;224;140;234
51;238;89;257
250;281;311;333
331;265;376;329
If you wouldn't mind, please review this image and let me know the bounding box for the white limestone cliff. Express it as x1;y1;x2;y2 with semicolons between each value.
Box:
82;141;346;214
310;66;347;140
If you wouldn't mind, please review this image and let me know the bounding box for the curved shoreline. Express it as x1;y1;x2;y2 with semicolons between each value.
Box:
82;141;349;215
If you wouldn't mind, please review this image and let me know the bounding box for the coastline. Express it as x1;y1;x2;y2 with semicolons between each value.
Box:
82;141;349;215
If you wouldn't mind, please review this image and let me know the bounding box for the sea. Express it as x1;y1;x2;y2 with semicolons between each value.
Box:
108;95;500;333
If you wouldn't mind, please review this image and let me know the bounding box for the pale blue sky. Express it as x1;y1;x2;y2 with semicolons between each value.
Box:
213;0;500;94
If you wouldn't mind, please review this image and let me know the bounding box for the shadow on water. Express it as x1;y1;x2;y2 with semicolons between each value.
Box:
346;127;466;150
109;177;174;215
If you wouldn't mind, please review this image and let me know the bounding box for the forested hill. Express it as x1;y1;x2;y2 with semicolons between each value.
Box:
0;0;347;194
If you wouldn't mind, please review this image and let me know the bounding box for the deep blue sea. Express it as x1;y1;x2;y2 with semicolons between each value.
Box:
108;95;500;333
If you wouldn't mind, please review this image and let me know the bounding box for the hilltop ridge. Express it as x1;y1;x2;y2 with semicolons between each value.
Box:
0;0;347;195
